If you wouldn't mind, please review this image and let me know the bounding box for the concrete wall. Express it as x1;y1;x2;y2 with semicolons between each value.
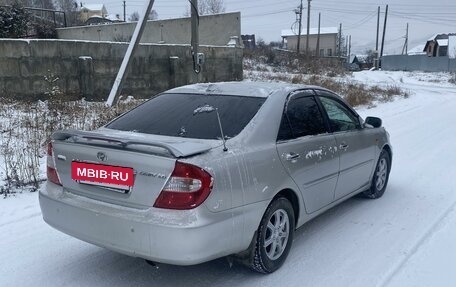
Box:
0;39;243;100
382;55;456;72
286;34;337;56
57;12;241;47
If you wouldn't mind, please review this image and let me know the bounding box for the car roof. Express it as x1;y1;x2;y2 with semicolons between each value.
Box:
165;81;323;98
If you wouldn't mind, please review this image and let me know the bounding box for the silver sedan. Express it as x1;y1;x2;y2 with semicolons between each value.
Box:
39;82;392;273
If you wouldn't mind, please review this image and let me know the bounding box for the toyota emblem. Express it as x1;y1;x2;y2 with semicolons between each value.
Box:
97;152;107;162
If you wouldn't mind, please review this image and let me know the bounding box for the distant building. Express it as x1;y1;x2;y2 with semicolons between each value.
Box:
80;4;108;23
407;44;426;55
423;33;456;57
84;14;123;26
349;54;373;70
281;27;338;57
106;14;123;23
84;16;111;25
241;34;256;49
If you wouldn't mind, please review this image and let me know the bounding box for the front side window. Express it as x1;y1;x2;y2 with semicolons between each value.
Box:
277;93;327;141
106;93;265;140
318;96;359;132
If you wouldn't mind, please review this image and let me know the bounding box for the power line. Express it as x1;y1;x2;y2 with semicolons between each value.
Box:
344;11;376;30
243;7;296;18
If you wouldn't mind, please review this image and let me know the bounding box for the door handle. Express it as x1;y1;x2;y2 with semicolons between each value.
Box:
283;152;300;161
339;143;349;150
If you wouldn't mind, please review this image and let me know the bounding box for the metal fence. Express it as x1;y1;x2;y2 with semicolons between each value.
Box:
382;55;456;72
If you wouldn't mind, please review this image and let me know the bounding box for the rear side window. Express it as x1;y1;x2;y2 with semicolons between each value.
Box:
106;93;265;140
278;94;327;141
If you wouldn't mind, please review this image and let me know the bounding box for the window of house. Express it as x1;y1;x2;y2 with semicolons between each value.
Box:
320;49;325;56
327;49;332;56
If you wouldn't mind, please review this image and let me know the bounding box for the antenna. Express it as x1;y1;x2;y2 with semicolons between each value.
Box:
193;104;228;151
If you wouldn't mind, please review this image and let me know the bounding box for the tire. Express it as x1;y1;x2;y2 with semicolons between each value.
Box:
362;150;391;199
249;197;295;273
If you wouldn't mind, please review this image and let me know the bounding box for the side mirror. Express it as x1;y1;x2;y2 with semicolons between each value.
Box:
365;116;382;128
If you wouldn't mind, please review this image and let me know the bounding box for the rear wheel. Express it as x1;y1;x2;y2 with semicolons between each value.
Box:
362;150;391;199
249;197;295;273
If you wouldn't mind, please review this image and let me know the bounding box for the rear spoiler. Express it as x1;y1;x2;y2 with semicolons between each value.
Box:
51;129;212;158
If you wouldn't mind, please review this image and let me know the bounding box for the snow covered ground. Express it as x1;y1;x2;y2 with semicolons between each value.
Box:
1;70;456;286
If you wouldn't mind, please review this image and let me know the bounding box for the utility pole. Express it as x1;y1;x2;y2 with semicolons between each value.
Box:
305;0;311;56
348;35;351;63
380;4;388;64
297;0;303;54
316;12;321;57
123;0;126;22
345;36;349;57
402;23;409;55
375;6;380;69
406;23;409;54
106;0;156;106
338;23;342;59
190;0;201;74
376;6;380;52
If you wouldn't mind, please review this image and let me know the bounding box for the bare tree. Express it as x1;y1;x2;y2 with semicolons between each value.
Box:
201;0;225;14
37;0;55;10
0;0;32;6
129;11;139;21
148;10;158;20
129;10;158;21
55;0;80;26
364;49;376;65
184;0;226;16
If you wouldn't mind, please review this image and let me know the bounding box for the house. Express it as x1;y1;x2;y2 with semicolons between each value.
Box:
80;4;108;23
423;33;456;57
281;27;338;57
348;54;373;70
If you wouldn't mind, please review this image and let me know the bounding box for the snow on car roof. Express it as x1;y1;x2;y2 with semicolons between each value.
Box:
165;81;311;98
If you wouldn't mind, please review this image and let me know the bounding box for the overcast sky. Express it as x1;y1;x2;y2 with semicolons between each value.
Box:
84;0;456;54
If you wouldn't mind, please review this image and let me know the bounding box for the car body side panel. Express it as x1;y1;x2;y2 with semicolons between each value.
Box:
277;134;339;214
333;128;377;200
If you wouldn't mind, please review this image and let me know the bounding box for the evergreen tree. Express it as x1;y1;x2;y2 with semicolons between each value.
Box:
0;2;29;38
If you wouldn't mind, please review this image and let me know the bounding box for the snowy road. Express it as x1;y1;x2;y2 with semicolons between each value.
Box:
1;71;456;287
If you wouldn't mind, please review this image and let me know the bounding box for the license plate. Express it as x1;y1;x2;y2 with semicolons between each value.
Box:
71;161;134;190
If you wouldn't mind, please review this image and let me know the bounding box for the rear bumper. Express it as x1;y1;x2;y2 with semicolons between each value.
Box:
39;182;245;265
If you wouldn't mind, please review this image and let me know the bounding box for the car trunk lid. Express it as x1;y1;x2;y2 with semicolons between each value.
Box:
50;129;214;209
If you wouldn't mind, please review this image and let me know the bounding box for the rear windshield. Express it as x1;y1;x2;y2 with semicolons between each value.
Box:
106;93;266;140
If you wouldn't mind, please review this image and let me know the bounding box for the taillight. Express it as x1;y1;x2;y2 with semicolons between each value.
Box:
46;142;62;186
154;161;213;210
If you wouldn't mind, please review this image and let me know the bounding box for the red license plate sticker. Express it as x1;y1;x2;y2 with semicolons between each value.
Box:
71;161;134;188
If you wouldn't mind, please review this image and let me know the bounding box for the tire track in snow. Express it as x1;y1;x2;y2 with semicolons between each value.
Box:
377;200;456;287
0;212;41;228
